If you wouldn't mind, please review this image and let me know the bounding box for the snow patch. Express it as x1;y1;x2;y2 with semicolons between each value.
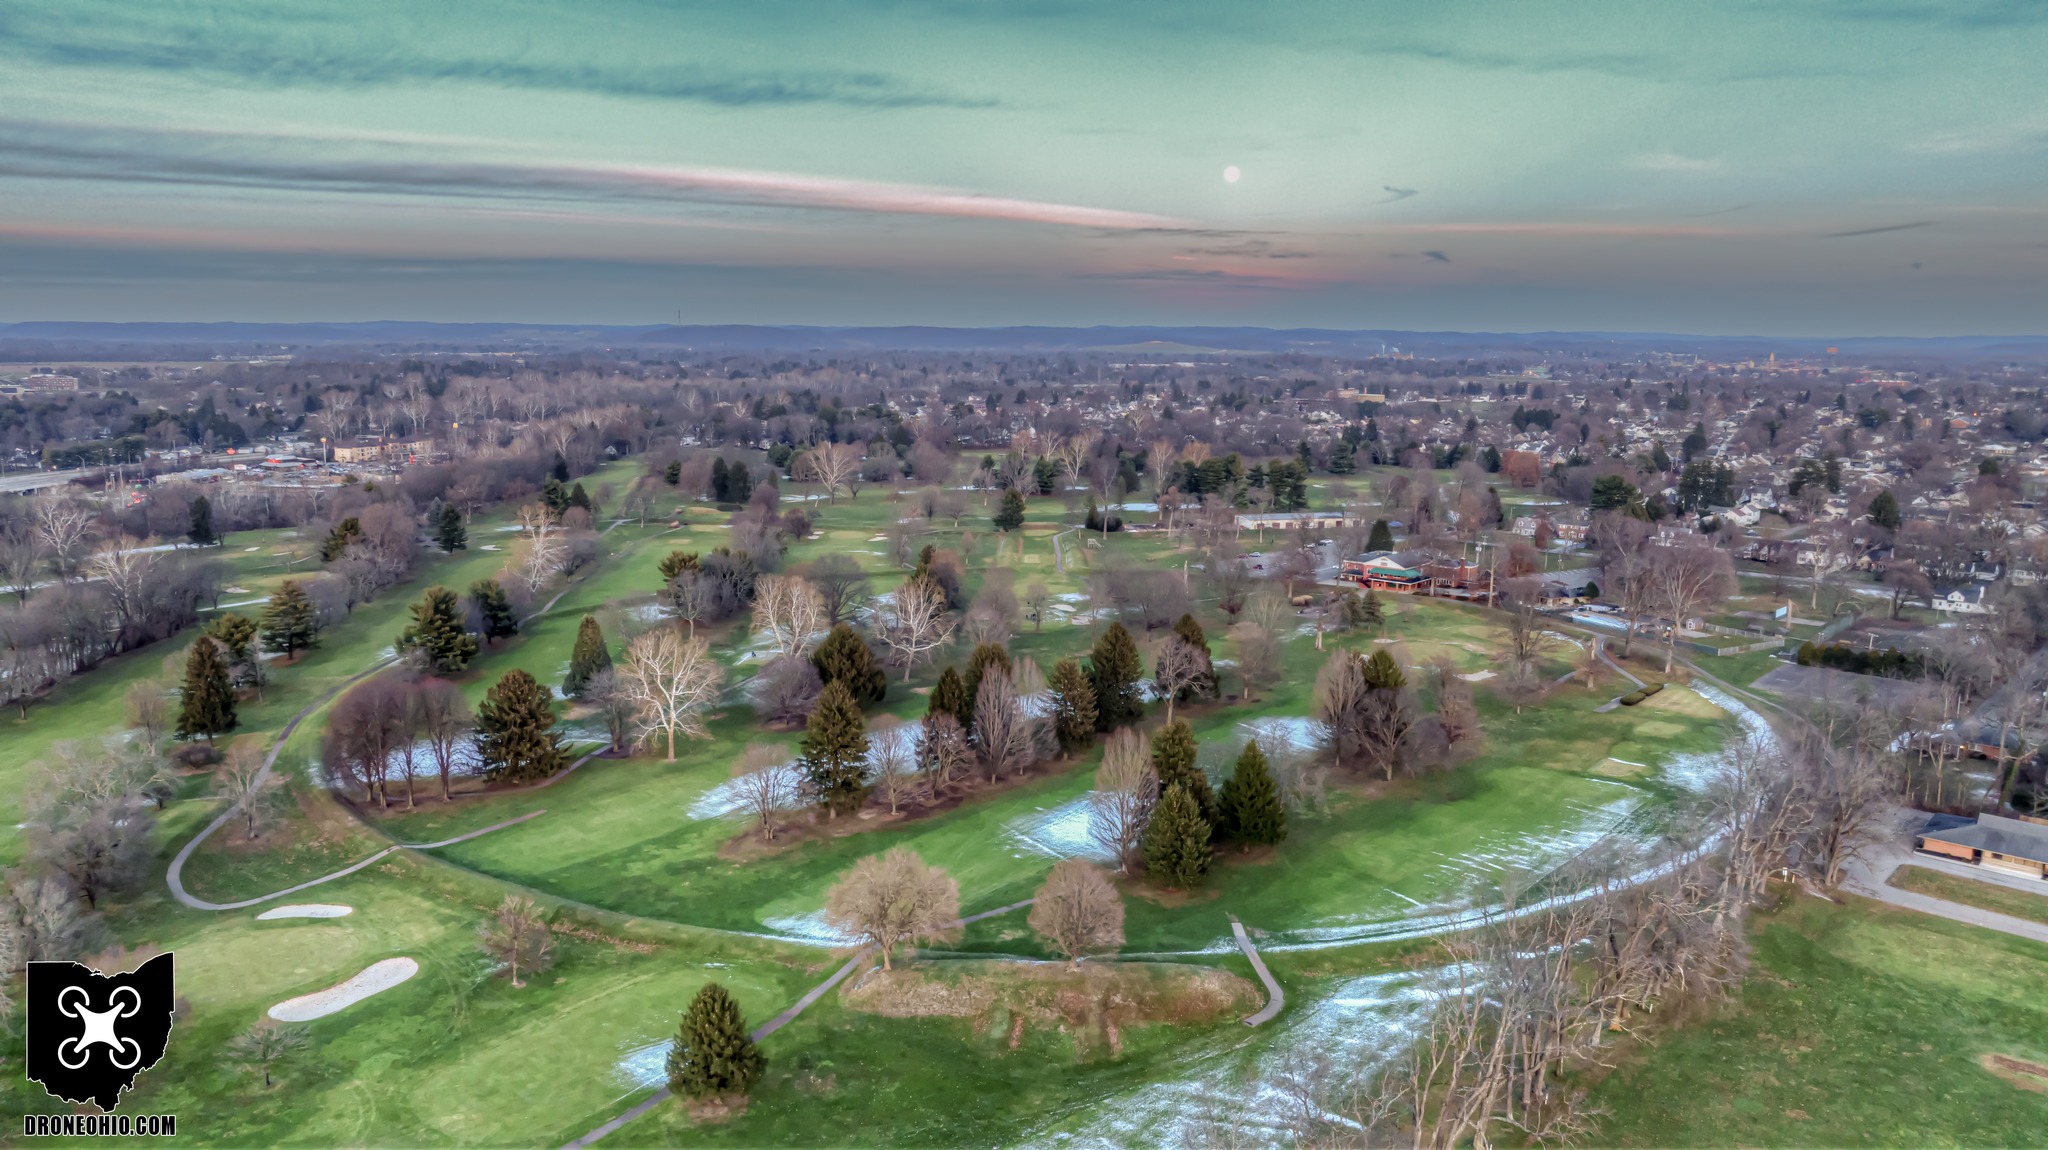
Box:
256;904;352;920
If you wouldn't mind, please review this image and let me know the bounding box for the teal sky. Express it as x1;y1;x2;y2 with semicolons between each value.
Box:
2;0;2045;334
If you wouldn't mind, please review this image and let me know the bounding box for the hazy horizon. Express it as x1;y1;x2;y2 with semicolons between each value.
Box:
4;1;2046;335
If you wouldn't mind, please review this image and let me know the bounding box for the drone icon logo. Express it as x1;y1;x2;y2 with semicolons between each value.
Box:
27;954;175;1111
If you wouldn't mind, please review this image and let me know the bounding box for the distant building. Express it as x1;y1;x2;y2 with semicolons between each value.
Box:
332;437;436;464
1916;813;2048;880
1340;551;1428;593
1235;510;1348;532
1930;587;1995;616
18;373;79;391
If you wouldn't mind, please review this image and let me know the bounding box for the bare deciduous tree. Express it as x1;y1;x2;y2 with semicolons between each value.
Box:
971;667;1043;783
869;716;917;815
801;441;864;502
477;895;554;988
878;575;955;683
214;744;284;840
731;744;800;840
1151;635;1208;724
1088;729;1157;873
917;712;970;797
750;574;827;659
822;846;960;970
619;629;725;760
1651;543;1735;674
1027;859;1125;967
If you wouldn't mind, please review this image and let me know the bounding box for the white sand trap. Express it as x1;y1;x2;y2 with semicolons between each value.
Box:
1457;669;1496;681
256;904;353;920
269;958;418;1021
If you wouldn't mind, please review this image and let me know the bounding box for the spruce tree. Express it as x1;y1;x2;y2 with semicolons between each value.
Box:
1047;657;1097;755
1367;518;1395;552
811;624;887;706
1167;613;1216;700
658;549;702;587
993;487;1026;532
1361;648;1407;691
188;495;217;547
928;665;971;727
961;642;1013;726
568;481;592;512
563;614;612;698
320;516;362;562
204;612;258;665
541;476;569;514
801;680;870;816
397;586;479;674
1141;784;1211;889
1359;588;1386;632
176;638;237;742
476;669;567;784
1219;738;1285;847
435;503;468;552
726;461;753;504
1087;622;1145;730
1150;719;1218;831
259;579;322;659
665;982;764;1100
663;459;683;486
710;458;731;502
1867;489;1902;532
471;579;520;643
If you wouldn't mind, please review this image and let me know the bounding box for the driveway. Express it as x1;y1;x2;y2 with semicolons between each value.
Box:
1837;809;2048;946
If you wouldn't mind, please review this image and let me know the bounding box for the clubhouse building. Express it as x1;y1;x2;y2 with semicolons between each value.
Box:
1915;813;2048;880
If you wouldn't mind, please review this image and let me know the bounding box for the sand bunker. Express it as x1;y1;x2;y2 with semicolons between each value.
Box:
269;957;418;1021
256;904;353;920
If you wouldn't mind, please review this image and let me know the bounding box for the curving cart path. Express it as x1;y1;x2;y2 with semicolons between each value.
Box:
1230;920;1285;1026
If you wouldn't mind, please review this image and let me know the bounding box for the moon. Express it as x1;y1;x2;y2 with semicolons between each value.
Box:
1222;165;1241;184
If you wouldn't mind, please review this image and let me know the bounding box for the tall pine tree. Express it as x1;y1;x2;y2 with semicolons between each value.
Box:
176;638;237;742
476;669;566;784
470;579;520;643
435;502;468;552
397;586;479;674
802;680;870;816
928;666;971;727
187;495;217;547
1367;518;1395;552
320;516;362;562
666;982;764;1100
993;487;1026;532
1219;738;1286;848
1047;657;1097;755
1361;648;1406;691
563;614;612;698
1141;784;1211;889
811;624;887;706
259;579;321;659
1149;719;1218;831
1088;622;1145;730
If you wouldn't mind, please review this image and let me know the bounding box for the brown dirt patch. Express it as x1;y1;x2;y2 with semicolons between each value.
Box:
1981;1053;2048;1092
841;960;1258;1058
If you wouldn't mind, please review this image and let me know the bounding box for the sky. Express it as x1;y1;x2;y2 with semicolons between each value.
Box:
2;0;2045;335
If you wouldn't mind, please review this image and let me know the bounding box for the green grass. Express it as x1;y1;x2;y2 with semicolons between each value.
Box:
1589;894;2048;1147
1890;865;2048;926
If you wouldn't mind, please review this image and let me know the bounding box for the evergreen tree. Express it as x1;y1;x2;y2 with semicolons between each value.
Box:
1868;489;1902;532
187;495;217;546
1047;658;1098;756
1367;518;1395;552
568;481;593;512
1361;648;1407;691
541;476;569;514
397;586;479;675
1167;613;1216;700
1032;455;1059;495
259;579;322;659
726;461;753;504
801;680;870;816
663;459;683;486
320;516;362;562
176;638;237;742
471;579;520;643
811;624;887;706
476;669;567;784
551;452;571;482
1141;784;1211;889
1150;719;1218;831
1359;588;1386;632
961;642;1013;724
1087;623;1145;730
665;982;764;1100
710;457;731;502
658;549;701;587
204;612;258;665
993;487;1026;532
1328;439;1356;474
563;614;612;698
435;502;468;552
928;666;971;727
1219;739;1286;847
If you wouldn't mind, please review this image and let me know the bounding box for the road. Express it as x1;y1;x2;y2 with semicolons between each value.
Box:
0;468;86;494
